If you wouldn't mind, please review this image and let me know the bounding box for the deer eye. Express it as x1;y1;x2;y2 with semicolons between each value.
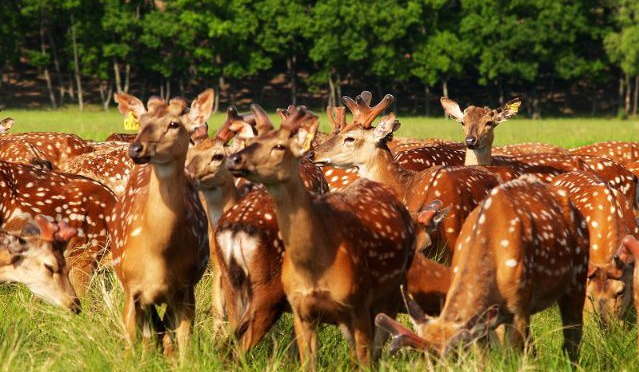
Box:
211;154;224;162
273;144;286;151
44;263;55;275
169;121;180;129
486;120;495;127
344;137;355;144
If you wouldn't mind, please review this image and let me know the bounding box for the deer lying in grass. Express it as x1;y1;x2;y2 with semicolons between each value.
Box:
376;176;589;362
226;105;416;369
1;215;80;312
0;132;94;169
570;141;639;166
493;142;568;156
313;92;501;260
552;171;638;327
110;93;210;358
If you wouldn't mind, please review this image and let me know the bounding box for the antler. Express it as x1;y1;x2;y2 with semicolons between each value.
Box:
341;91;394;132
326;106;346;134
280;106;318;134
276;105;297;121
215;106;257;144
250;104;275;135
374;313;427;354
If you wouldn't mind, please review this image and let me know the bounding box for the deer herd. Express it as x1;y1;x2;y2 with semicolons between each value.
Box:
2;89;639;369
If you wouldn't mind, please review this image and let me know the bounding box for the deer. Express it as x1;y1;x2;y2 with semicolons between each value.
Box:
1;215;80;313
0;160;116;296
0;132;94;169
110;92;210;358
493;142;568;156
570;141;639;166
551;171;638;327
105;133;137;142
376;176;590;363
225;105;417;369
614;235;639;353
312;92;502;260
0;117;15;134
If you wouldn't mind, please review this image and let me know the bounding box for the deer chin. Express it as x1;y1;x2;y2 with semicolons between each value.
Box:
228;168;250;178
131;156;151;165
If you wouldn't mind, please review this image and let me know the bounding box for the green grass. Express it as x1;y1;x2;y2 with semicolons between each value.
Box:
2;106;639;371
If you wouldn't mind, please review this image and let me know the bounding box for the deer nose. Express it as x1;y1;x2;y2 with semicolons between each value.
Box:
128;142;144;158
226;153;243;168
306;151;315;160
465;136;479;149
69;297;81;314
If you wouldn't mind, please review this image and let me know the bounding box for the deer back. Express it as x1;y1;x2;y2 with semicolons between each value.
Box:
0;132;94;168
570;141;639;166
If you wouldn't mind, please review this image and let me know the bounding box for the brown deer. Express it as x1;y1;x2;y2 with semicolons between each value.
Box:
494;142;568;156
614;235;639;352
312;92;501;259
105;133;137;142
552;171;638;327
1;215;80;312
0;161;116;296
570;141;639;166
0;132;94;169
0;117;15;134
376;176;589;362
110;92;210;358
226;105;416;369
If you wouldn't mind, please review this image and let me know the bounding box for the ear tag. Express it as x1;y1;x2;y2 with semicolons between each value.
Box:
303;132;313;152
123;111;140;130
507;101;521;113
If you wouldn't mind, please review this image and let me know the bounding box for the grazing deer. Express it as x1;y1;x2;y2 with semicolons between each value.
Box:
1;216;80;312
570;141;639;166
0;132;94;169
0;160;116;295
110;92;210;358
376;176;589;362
312;92;501;259
552;171;638;327
226;105;416;369
614;235;639;352
0;117;15;134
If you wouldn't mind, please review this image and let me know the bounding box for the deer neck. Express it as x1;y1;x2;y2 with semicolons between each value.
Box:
265;169;329;271
143;161;186;236
359;147;417;201
465;146;493;166
199;176;240;227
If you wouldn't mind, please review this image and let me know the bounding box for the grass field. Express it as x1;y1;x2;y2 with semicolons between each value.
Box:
2;107;639;372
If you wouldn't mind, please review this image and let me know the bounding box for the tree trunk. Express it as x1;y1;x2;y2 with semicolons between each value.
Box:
633;75;638;118
328;72;336;108
98;78;113;111
424;85;431;116
124;63;131;92
625;73;631;117
442;78;448;98
497;79;504;104
40;18;57;108
114;61;122;92
287;56;297;105
618;74;624;115
336;72;342;104
47;28;65;105
71;16;83;111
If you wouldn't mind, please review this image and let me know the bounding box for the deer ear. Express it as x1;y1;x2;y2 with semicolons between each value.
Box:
417;200;450;230
374;113;400;140
114;93;146;118
493;98;521;124
189;89;215;127
33;215;58;242
441;97;464;122
290;126;316;157
620;235;639;263
55;221;78;242
229;121;257;141
0;117;15;132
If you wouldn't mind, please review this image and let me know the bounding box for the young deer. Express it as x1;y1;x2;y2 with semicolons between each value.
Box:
312;92;501;259
376;176;589;362
226;105;416;369
0;160;116;296
570;141;639;166
1;215;80;312
552;171;638;327
110;93;210;358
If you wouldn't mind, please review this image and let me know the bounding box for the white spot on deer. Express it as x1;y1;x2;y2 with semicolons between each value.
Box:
264;213;273;221
130;227;143;237
505;259;517;268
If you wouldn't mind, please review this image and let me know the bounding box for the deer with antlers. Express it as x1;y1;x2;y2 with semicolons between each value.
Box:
110;92;210;358
376;176;589;362
312;92;502;259
552;171;638;327
225;105;416;369
1;216;80;312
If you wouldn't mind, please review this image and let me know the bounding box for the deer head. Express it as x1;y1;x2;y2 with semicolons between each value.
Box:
312;92;396;169
375;287;500;356
225;105;317;185
0;117;15;133
441;97;520;150
0;216;80;313
585;261;633;328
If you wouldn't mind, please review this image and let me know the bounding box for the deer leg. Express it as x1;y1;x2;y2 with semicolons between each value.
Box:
558;291;584;363
506;312;530;353
170;288;196;361
123;292;140;347
338;323;356;368
238;302;284;351
292;312;317;372
68;257;94;297
351;310;373;369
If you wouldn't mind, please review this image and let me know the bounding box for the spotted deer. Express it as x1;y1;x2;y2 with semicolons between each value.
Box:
0;117;15;134
494;142;568;156
0;161;116;295
0;132;94;169
614;235;639;352
105;133;137;142
570;141;639;166
376;176;589;362
110;93;210;358
1;215;80;312
552;171;638;327
312;93;501;260
226;105;416;369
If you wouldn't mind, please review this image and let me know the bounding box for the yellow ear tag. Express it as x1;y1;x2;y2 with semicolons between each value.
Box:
507;101;521;113
302;132;314;152
123;111;140;131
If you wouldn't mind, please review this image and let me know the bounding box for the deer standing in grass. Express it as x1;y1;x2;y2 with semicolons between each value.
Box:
376;177;589;362
110;93;210;358
1;216;80;312
226;105;416;369
312;92;501;259
551;171;638;327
